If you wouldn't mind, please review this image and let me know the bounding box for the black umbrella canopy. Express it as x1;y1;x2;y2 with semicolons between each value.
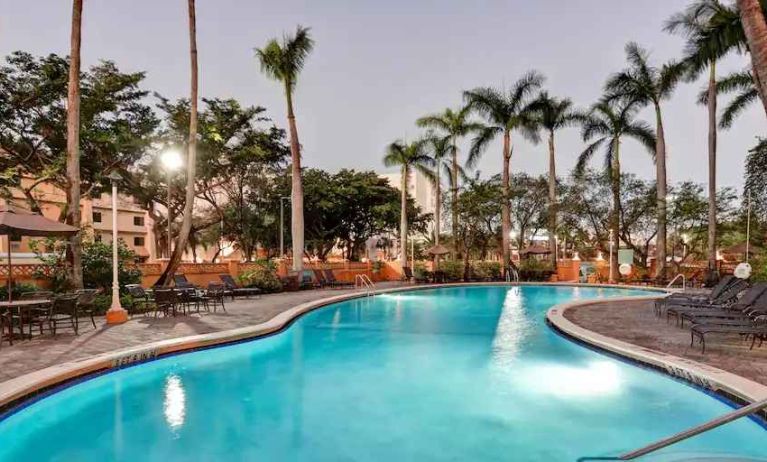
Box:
0;204;79;301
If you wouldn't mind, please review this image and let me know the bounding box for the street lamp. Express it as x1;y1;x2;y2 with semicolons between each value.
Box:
280;196;290;258
161;149;183;257
106;171;128;325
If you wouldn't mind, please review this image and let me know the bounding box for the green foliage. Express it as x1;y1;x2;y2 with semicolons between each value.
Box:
0;282;39;300
440;260;464;281
30;238;141;292
518;259;555;281
472;261;501;280
413;262;429;280
238;262;282;293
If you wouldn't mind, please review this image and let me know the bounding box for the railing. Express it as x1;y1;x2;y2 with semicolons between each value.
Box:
355;274;375;295
666;273;686;290
505;267;519;283
618;398;767;460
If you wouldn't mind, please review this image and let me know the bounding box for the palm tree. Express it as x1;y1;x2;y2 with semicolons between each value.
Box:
66;0;83;289
416;107;483;255
158;0;199;286
530;92;583;268
423;134;453;269
576;101;656;282
701;69;759;128
737;0;767;112
666;0;736;278
605;42;686;279
463;71;544;271
256;26;314;272
383;140;433;270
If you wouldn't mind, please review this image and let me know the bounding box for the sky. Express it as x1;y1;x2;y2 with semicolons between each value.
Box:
0;0;762;190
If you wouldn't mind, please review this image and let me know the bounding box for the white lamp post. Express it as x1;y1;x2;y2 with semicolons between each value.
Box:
106;171;128;325
161;149;183;257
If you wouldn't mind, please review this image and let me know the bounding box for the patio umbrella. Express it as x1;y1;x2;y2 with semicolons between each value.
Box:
0;205;78;301
426;244;450;255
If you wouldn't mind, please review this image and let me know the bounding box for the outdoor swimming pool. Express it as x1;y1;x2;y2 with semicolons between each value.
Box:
0;285;764;461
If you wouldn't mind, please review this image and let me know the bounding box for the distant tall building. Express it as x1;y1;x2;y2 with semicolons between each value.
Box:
379;169;437;234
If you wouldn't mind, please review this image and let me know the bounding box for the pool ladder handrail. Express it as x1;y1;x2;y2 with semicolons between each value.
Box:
505;267;519;283
355;274;375;296
666;273;686;290
618;397;767;460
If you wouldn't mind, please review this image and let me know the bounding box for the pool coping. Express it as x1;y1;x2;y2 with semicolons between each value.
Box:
1;282;763;415
546;295;767;409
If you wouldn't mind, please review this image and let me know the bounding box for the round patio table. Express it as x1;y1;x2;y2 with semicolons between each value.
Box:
0;299;52;341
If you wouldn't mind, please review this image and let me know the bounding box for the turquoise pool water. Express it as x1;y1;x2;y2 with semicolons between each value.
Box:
0;285;764;461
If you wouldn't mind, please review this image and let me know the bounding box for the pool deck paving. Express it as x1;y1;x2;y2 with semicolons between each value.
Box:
1;283;765;392
565;299;767;386
0;282;407;383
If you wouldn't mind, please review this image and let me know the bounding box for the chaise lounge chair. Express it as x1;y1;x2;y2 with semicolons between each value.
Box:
672;282;767;327
690;316;767;353
654;275;737;316
322;269;354;288
663;278;748;323
219;274;262;299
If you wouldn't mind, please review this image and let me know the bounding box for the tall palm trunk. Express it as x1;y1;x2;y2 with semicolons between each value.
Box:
434;166;441;270
738;0;767;114
547;130;557;269
286;88;304;272
654;105;667;279
609;139;621;283
400;165;409;270
501;130;512;271
451;137;459;258
157;0;198;286
65;0;83;289
707;63;718;273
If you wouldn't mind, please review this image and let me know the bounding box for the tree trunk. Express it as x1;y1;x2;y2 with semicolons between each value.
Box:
156;0;198;286
434;165;441;270
400;165;409;270
286;88;305;273
65;0;83;289
501;130;512;274
610;139;621;283
654;104;667;280
738;0;767;114
547;130;557;269
451;136;459;259
707;63;718;271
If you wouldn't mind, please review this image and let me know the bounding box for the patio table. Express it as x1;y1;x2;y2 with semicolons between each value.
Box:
0;299;52;340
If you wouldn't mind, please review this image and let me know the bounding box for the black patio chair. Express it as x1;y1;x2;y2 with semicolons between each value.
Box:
313;269;330;288
173;274;198;289
48;294;80;335
0;309;10;347
75;289;99;329
153;288;179;317
661;277;748;319
125;284;154;316
204;283;227;313
690;316;767;353
323;269;354;288
219;274;262;299
654;275;738;316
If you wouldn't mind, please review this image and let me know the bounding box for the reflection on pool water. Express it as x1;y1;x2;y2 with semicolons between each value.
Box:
0;285;764;461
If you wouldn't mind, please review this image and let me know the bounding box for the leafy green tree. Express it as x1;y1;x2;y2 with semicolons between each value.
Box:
383;140;433;268
256;25;314;272
454;174;502;278
605;42;686;278
576;101;656;280
509;173;549;249
463;71;544;271
416;107;483;251
530;92;583;267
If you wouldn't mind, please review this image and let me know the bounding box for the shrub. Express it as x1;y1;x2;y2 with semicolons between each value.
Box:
414;262;429;280
239;262;282;293
0;281;40;300
31;238;141;293
472;261;502;280
518;258;555;281
440;260;464;281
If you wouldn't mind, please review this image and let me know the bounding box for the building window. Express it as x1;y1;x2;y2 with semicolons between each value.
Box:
133;236;145;247
133;216;144;226
93;212;102;223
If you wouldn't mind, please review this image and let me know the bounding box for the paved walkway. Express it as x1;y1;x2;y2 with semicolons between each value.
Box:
565;299;767;386
0;282;407;383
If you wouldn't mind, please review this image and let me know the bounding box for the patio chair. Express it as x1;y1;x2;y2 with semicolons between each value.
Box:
48;294;80;335
654;275;737;315
204;283;227;313
312;269;330;288
0;309;10;347
173;274;198;289
75;289;99;329
125;284;154;316
153;288;179;317
666;280;756;326
218;274;262;299
690;316;767;353
683;287;767;327
323;269;354;288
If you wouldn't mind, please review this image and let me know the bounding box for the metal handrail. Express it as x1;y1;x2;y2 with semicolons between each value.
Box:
666;273;686;290
619;398;767;460
354;274;375;296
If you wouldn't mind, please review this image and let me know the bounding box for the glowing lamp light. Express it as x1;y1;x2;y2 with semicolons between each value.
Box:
161;149;184;171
